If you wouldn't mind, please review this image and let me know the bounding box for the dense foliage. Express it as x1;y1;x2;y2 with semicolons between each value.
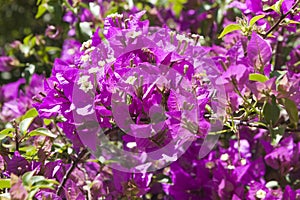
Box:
0;0;300;199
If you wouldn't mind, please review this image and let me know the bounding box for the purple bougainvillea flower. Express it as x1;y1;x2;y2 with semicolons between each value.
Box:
0;56;14;72
246;0;263;14
60;39;82;64
10;175;28;200
35;191;62;200
6;151;31;176
264;136;298;174
247;32;272;70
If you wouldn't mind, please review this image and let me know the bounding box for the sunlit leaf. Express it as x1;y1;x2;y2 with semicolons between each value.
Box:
0;179;11;189
249;73;269;82
218;24;242;39
19;117;35;134
0;128;14;140
249;14;265;26
28;128;57;138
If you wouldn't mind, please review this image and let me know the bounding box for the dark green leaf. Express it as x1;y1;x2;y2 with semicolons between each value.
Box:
283;98;299;128
263;99;280;126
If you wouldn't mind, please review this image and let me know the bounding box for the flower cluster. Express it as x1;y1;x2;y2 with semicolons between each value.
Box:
0;0;300;199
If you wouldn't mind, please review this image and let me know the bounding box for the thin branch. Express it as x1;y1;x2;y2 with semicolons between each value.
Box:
263;0;300;39
12;121;19;151
56;148;89;196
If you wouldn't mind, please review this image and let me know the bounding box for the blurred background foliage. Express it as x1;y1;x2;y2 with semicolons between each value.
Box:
0;0;39;47
0;0;68;84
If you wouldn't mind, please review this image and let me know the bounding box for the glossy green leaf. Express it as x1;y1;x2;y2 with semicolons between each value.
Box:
0;179;11;189
218;24;241;39
22;170;35;187
21;108;38;121
31;176;46;185
19;117;35;134
270;0;284;14
43;118;52;126
0;128;14;140
249;73;269;82
28;128;56;138
249;14;265;26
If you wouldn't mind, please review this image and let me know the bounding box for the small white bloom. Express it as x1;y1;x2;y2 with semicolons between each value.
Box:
126;142;137;149
205;161;215;169
79;81;93;93
67;49;75;55
98;60;106;67
80;40;92;52
220;153;229;161
76;104;95;116
227;165;235;170
77;75;90;85
88;67;100;74
106;56;115;63
126;30;142;39
240;158;247;165
106;13;123;18
81;54;90;62
125;76;137;85
256;189;267;199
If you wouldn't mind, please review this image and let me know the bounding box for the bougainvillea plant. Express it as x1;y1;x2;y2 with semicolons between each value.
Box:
0;0;300;199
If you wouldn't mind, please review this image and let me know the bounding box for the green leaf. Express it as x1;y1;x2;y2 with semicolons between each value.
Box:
0;128;14;140
32;178;59;186
284;19;300;25
263;98;280;126
19;117;35;134
266;180;279;189
283;98;299;128
218;24;242;39
155;174;172;184
43;118;52;126
249;73;269;82
35;4;47;19
270;0;284;14
168;0;187;16
22;171;35;187
45;46;61;53
22;108;38;121
0;179;11;189
31;176;46;185
28;128;56;138
23;34;33;46
249;14;265;26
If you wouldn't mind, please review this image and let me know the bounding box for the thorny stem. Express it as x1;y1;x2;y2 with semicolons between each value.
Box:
263;0;300;39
